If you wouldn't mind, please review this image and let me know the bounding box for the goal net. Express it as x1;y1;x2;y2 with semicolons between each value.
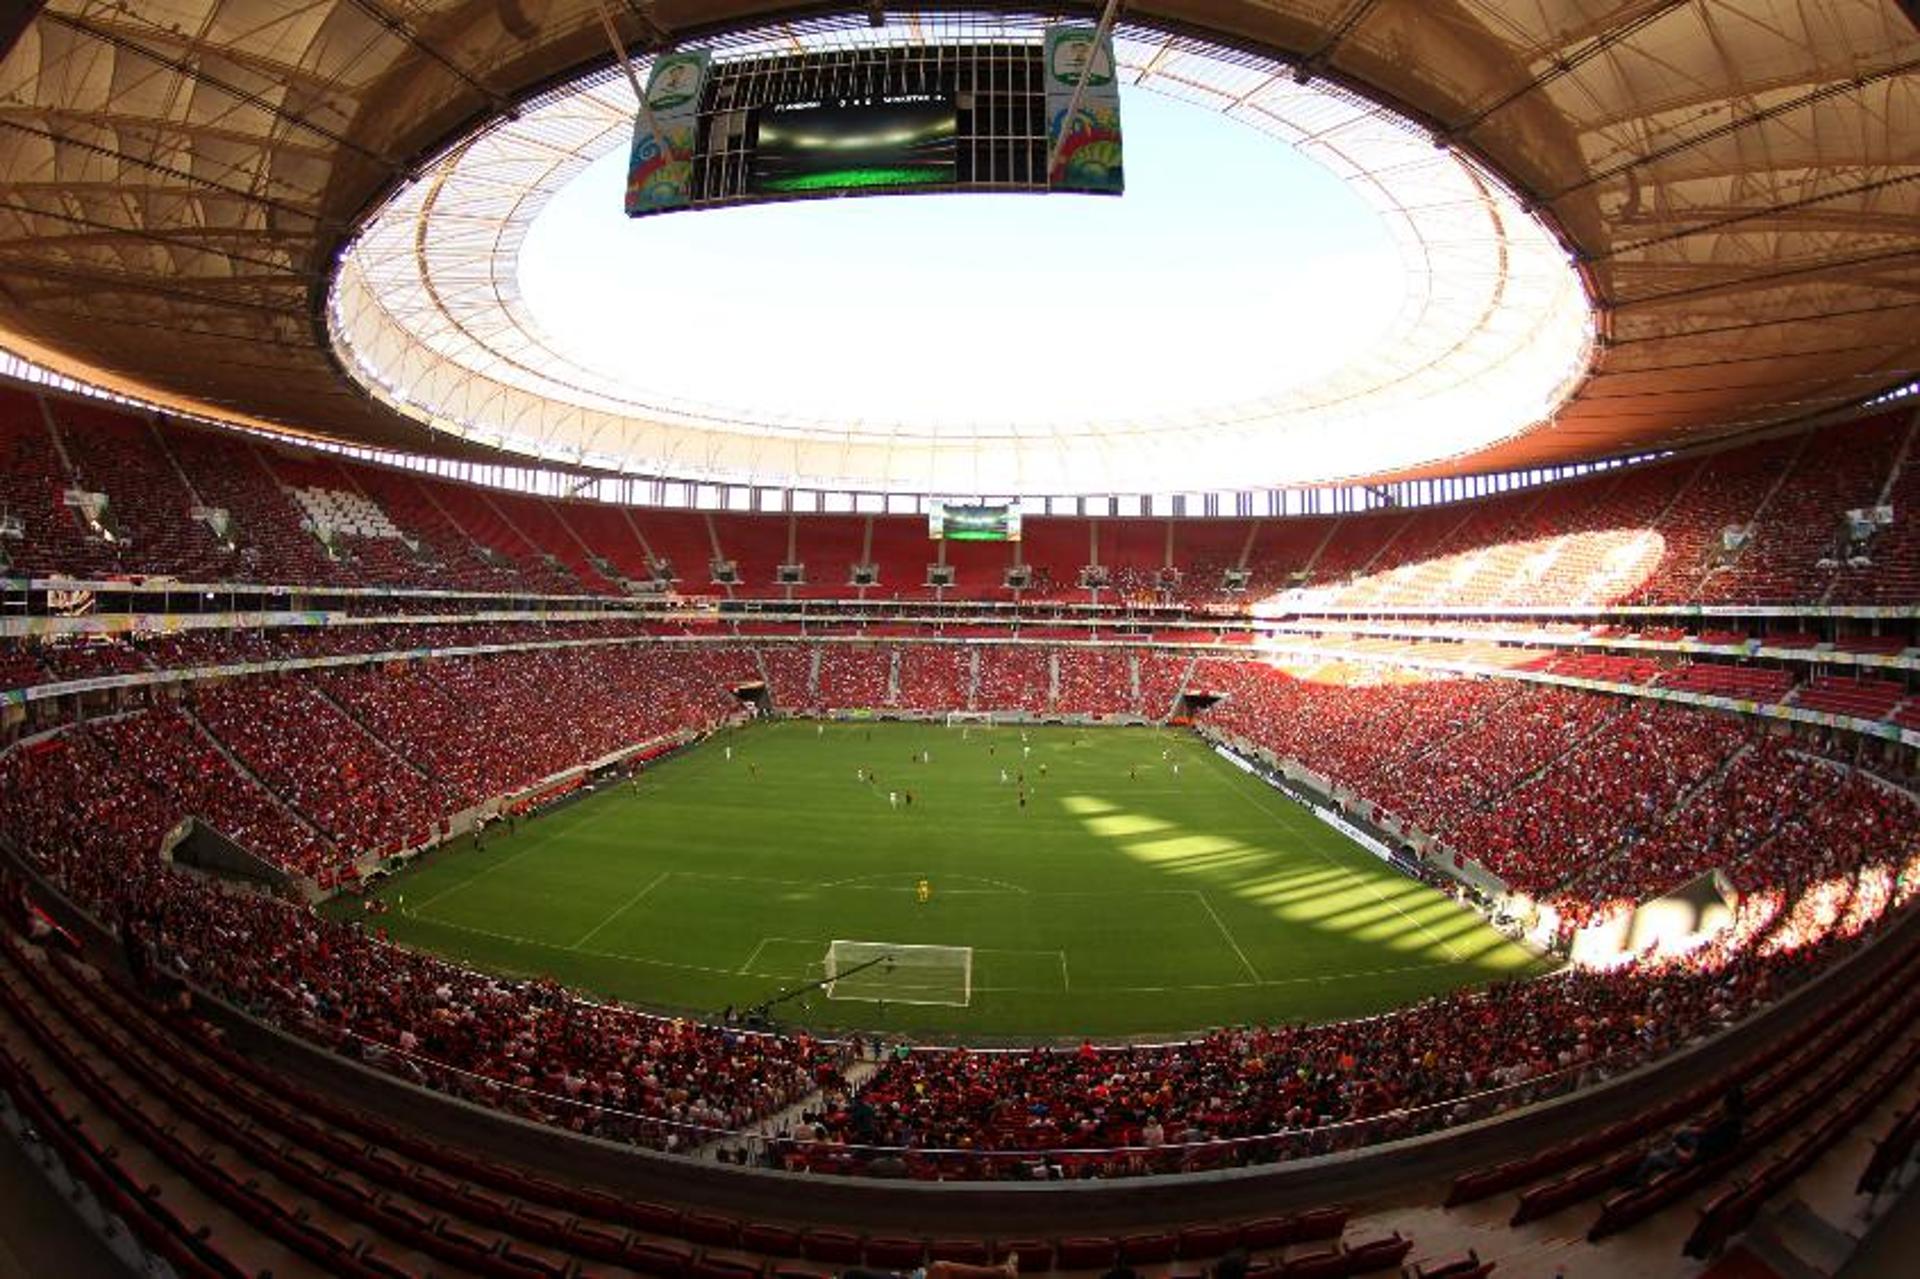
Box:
822;940;973;1007
944;711;995;729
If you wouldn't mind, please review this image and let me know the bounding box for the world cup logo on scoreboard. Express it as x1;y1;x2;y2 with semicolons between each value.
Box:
1047;29;1115;88
646;54;707;110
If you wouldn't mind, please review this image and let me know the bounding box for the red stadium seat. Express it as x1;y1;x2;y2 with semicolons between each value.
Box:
800;1231;864;1265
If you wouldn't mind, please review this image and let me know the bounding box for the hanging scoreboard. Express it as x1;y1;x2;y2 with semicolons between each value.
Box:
626;25;1122;216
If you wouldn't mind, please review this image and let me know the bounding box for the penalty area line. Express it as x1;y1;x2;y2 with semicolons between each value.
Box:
1192;890;1263;984
737;937;772;974
570;870;670;949
404;820;578;916
734;935;823;974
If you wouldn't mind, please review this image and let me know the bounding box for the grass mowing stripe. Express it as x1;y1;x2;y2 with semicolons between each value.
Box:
1194;747;1471;963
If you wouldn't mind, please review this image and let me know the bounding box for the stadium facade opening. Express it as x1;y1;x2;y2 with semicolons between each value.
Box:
329;12;1596;495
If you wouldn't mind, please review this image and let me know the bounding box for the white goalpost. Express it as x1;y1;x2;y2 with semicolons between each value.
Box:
822;940;973;1007
943;711;995;729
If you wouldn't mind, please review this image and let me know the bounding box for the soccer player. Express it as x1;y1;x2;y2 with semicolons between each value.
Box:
916;878;932;904
725;745;732;762
889;790;900;809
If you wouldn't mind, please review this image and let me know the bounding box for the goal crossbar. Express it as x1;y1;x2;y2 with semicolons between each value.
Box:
823;939;973;1007
943;711;995;728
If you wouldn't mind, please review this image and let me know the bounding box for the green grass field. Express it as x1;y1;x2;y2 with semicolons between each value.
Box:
338;721;1553;1039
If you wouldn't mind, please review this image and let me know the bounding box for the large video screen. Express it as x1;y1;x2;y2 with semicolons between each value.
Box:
928;502;1022;542
751;100;958;196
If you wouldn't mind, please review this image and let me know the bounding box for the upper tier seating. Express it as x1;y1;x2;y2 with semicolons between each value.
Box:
4;388;1914;610
191;679;450;859
1791;676;1908;721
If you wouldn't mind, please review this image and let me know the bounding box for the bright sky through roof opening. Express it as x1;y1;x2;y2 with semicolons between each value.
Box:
516;89;1403;431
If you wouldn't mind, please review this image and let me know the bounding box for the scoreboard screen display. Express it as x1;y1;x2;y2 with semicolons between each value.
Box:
929;502;1022;542
752;100;958;195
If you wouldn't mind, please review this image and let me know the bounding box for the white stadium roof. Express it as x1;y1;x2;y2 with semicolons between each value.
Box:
327;14;1594;493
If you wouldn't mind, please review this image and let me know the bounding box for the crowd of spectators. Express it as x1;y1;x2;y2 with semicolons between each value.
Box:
973;646;1053;713
1051;648;1135;716
9;389;1919;608
894;647;973;712
757;645;818;712
803;789;1917;1175
814;646;893;710
1383;687;1618;834
0;644;1916;1177
1192;660;1515;796
190;678;451;859
320;644;752;811
1444;701;1752;909
0;734;840;1150
1189;664;1920;939
0;620;680;697
1136;652;1195;719
90;708;337;875
1596;741;1837;912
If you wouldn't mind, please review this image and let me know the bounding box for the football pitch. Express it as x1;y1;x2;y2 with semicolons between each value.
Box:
341;721;1554;1039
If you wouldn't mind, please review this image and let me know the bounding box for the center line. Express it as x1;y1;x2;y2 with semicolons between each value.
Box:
572;871;670;948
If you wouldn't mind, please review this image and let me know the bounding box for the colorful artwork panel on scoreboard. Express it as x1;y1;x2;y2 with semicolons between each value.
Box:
625;51;712;215
1044;25;1125;194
